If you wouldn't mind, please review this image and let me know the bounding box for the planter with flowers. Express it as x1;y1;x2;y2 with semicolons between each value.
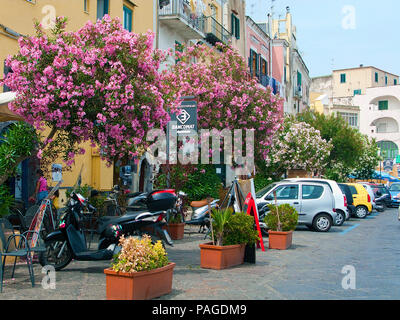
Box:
104;234;175;300
199;209;259;270
264;203;298;250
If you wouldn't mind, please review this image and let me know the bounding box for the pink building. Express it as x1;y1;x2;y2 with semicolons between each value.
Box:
245;16;286;98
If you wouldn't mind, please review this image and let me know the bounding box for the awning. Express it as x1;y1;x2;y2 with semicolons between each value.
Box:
373;170;400;182
0;91;24;121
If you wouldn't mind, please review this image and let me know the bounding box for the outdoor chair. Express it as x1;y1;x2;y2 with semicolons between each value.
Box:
0;218;46;292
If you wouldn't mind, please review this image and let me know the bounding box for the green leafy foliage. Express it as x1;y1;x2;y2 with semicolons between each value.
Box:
0;122;38;184
223;212;260;246
0;185;14;217
265;203;298;232
211;209;260;246
154;164;222;202
211;208;233;246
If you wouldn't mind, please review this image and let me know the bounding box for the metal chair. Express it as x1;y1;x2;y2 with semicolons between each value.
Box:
0;218;36;292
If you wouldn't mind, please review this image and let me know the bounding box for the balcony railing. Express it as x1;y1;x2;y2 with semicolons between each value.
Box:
159;0;205;37
204;16;231;46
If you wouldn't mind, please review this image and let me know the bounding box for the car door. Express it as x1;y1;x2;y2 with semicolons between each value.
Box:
265;184;301;214
300;184;325;224
348;185;359;206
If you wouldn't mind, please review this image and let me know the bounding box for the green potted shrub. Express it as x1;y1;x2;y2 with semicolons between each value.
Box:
264;203;298;250
166;211;185;240
104;234;175;300
199;209;259;269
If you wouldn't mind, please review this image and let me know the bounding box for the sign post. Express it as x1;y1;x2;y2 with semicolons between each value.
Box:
166;96;198;187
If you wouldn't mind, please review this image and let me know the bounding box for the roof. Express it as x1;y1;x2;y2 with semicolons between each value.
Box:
333;66;399;77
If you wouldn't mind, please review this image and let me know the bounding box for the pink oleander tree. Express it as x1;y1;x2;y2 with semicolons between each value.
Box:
161;43;284;169
1;16;174;170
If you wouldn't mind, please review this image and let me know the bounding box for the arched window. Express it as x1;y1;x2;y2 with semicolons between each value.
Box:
377;141;399;160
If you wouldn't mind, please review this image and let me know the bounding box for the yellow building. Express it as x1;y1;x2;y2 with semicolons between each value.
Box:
0;0;156;204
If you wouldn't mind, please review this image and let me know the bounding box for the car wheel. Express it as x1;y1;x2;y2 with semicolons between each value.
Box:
355;206;368;219
313;214;332;232
335;211;345;226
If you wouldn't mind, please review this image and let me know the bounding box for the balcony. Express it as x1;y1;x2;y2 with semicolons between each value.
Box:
294;85;302;98
159;0;205;40
203;16;232;46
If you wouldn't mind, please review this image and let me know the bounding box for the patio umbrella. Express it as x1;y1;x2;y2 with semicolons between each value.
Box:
0;91;24;122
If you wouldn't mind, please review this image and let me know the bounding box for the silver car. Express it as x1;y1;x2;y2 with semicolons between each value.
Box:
256;181;337;232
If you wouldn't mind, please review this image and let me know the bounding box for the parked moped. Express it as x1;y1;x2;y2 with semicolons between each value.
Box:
39;190;175;271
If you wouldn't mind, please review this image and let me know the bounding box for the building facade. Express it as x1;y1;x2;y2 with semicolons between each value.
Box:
311;66;400;129
354;85;400;164
0;0;157;205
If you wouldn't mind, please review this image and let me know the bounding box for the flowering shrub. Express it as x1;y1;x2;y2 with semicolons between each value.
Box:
112;234;168;273
265;118;333;175
2;16;173;168
161;43;283;167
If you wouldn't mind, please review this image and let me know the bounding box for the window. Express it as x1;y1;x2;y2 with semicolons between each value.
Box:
302;185;323;200
377;141;399;160
123;5;133;32
395;79;398;85
249;49;258;78
231;13;240;39
175;41;183;64
97;0;109;20
338;112;358;128
378;100;388;111
375;72;378;83
84;0;89;12
273;185;299;200
385;76;388;85
260;57;267;76
353;89;361;95
348;186;357;195
340;73;346;83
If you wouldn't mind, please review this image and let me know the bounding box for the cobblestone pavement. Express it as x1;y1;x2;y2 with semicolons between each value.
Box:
1;208;399;300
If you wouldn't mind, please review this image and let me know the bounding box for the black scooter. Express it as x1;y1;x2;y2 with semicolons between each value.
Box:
39;191;174;271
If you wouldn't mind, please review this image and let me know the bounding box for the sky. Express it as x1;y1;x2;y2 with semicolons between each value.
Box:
245;0;400;78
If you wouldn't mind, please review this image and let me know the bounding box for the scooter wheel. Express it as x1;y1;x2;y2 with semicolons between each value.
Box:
39;239;73;271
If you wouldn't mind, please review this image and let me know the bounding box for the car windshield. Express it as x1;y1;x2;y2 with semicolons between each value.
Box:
256;183;277;198
390;184;400;192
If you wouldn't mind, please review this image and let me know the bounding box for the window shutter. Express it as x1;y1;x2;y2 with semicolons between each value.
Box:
235;17;240;39
231;13;235;35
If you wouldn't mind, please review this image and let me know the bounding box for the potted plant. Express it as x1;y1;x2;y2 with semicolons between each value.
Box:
199;209;259;269
104;234;175;300
264;203;298;250
166;211;185;240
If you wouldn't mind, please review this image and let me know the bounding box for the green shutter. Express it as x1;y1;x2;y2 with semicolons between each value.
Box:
379;100;388;110
235;17;240;39
375;72;378;82
297;71;302;86
340;73;346;83
231;13;235;35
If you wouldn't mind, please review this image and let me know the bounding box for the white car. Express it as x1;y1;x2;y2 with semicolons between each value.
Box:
284;178;349;226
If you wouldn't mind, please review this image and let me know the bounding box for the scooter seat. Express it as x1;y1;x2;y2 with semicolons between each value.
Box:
191;199;214;208
97;210;165;234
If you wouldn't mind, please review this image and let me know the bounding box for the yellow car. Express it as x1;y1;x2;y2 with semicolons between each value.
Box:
345;183;372;218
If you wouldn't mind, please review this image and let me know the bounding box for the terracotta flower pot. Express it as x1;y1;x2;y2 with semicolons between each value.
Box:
104;262;175;300
167;223;185;240
199;242;245;270
268;230;293;250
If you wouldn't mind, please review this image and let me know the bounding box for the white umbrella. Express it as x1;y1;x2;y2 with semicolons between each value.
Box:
0;91;23;121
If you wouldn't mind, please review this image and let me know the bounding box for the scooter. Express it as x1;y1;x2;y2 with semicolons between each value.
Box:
39;190;175;271
178;192;219;233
